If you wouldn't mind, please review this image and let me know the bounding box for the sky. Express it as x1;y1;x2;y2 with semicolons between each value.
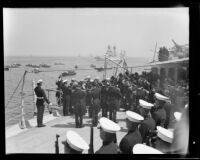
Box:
3;8;189;57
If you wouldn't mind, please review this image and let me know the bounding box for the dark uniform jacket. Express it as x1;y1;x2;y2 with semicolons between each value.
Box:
152;107;166;127
34;86;50;106
100;85;108;106
107;86;122;110
71;88;86;116
139;117;156;143
119;129;142;154
61;85;72;97
95;141;120;154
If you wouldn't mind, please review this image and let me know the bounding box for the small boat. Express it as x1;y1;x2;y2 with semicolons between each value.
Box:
32;68;40;73
90;64;96;68
26;64;40;68
74;65;78;69
94;56;104;61
8;63;21;68
54;62;65;65
95;67;112;72
61;70;76;76
39;64;51;68
4;67;9;71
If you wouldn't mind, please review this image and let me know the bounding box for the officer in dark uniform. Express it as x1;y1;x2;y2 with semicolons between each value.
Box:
119;111;144;154
85;78;93;118
100;79;108;117
138;99;156;145
91;81;101;126
62;130;89;154
107;81;121;122
61;79;72;116
34;79;52;127
95;117;121;154
55;75;63;106
152;93;168;127
71;82;85;128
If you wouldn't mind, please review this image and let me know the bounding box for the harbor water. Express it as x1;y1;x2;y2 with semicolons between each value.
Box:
4;56;151;127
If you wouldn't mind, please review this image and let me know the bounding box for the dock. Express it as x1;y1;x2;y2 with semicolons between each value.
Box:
6;110;128;154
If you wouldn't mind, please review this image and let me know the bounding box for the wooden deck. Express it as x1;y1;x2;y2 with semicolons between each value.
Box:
6;111;128;154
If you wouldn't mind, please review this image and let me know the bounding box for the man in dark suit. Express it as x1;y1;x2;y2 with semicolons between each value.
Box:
34;79;52;127
119;111;144;154
95;117;121;154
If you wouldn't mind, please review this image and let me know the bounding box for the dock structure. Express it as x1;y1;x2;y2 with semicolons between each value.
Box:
6;111;128;154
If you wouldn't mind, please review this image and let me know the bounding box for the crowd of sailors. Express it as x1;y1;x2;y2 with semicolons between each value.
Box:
34;70;189;154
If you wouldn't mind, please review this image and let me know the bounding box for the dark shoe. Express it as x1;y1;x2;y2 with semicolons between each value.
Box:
38;124;46;127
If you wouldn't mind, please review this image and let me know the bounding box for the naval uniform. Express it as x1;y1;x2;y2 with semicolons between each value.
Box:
34;86;50;126
119;128;142;154
139;116;156;144
95;141;120;154
71;88;86;128
100;85;108;118
61;85;72;116
91;86;101;126
107;86;121;122
152;107;166;127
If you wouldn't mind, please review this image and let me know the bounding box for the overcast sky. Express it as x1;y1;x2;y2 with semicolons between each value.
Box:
3;8;189;57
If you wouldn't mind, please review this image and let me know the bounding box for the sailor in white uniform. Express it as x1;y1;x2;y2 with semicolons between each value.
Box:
62;130;89;154
95;117;121;154
154;126;174;153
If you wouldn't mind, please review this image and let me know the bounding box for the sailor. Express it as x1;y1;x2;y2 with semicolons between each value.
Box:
55;75;63;106
132;144;163;154
107;82;121;122
95;117;121;154
62;130;89;154
34;79;52;127
71;82;85;128
91;80;101;126
86;78;93;118
119;111;144;154
100;79;109;118
61;79;72;116
138;99;156;145
152;93;168;127
154;126;174;153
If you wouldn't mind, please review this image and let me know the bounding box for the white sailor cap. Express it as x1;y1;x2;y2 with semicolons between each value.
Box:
37;79;43;84
63;79;68;83
155;93;169;101
157;126;173;143
87;75;91;79
98;117;120;133
174;112;182;121
126;111;144;123
106;77;110;81
66;130;89;152
71;78;76;81
133;144;163;154
90;79;94;82
139;99;154;109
